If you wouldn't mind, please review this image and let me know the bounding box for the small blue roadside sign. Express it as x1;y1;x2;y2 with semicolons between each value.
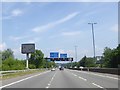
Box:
50;52;59;58
60;54;67;58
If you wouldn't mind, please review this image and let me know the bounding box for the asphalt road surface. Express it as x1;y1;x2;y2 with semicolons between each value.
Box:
1;69;119;89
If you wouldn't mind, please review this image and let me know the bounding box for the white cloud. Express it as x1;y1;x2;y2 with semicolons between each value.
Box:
57;49;74;57
13;47;25;59
62;31;81;36
111;24;118;32
13;47;21;55
32;12;79;33
0;43;7;51
11;9;23;16
25;37;41;43
2;9;23;20
9;35;29;41
57;49;66;53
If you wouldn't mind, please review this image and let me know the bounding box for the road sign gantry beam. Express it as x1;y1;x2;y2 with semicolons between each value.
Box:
45;57;73;61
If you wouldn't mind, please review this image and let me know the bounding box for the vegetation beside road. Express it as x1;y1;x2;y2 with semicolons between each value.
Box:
0;49;56;71
0;44;119;72
1;69;46;80
66;44;120;68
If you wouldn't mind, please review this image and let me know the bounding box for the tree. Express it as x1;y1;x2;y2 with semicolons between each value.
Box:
0;51;2;70
2;57;25;71
102;47;113;68
78;56;96;67
2;48;14;60
85;57;96;67
78;56;86;67
117;44;120;67
110;44;120;68
102;45;120;68
29;50;44;68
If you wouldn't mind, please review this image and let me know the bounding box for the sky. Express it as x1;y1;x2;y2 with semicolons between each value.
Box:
1;1;119;62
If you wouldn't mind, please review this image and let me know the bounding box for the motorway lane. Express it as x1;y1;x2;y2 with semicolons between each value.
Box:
68;69;118;88
49;69;97;88
2;71;54;88
2;70;50;86
1;69;119;89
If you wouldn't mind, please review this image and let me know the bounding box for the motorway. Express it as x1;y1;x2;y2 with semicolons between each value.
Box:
1;69;119;89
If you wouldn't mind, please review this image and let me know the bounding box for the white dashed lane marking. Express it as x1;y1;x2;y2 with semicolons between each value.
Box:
46;71;57;88
92;83;104;88
78;76;87;81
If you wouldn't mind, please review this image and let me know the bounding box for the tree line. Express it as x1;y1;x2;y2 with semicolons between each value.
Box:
66;44;120;68
0;49;56;71
0;44;119;70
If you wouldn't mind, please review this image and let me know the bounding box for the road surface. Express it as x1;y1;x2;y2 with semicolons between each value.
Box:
1;69;119;89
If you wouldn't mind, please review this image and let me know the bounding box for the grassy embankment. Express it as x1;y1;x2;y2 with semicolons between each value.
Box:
1;69;46;80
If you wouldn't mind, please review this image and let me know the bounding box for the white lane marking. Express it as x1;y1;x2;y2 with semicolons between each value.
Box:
46;71;57;88
74;74;77;77
92;83;104;88
71;73;77;76
48;84;50;86
72;74;77;77
1;71;50;89
46;86;49;88
71;72;87;81
70;70;118;80
79;76;87;81
105;76;118;80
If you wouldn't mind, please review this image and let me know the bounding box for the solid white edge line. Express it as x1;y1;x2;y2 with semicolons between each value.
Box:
46;86;49;88
48;84;50;86
92;83;104;88
0;70;50;88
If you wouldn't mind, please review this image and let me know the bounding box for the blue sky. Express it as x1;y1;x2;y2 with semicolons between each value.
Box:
1;1;118;62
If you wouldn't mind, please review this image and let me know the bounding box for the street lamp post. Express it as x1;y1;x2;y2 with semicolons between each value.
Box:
75;45;78;62
88;23;97;60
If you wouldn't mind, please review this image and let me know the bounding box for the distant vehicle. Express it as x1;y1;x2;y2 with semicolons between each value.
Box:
79;66;84;69
59;66;64;70
51;68;55;71
74;66;77;68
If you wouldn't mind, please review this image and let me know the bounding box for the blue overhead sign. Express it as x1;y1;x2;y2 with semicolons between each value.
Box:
60;54;67;58
50;52;59;58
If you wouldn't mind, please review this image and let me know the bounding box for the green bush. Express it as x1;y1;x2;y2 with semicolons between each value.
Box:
2;57;25;71
29;64;36;69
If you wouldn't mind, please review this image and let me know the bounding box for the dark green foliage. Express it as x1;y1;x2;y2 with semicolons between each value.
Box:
29;64;36;69
102;45;120;68
2;49;14;60
29;50;44;68
2;57;25;71
65;45;119;68
1;48;25;71
78;56;96;67
29;50;56;69
78;56;86;67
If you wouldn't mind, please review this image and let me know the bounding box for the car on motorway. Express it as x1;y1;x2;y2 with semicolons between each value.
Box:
51;68;55;71
79;66;84;69
74;66;77;69
59;66;64;70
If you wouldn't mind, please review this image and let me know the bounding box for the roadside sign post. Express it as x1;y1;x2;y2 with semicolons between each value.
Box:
21;43;35;69
26;53;29;69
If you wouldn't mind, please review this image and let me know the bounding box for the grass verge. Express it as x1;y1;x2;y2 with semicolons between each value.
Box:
1;69;46;80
